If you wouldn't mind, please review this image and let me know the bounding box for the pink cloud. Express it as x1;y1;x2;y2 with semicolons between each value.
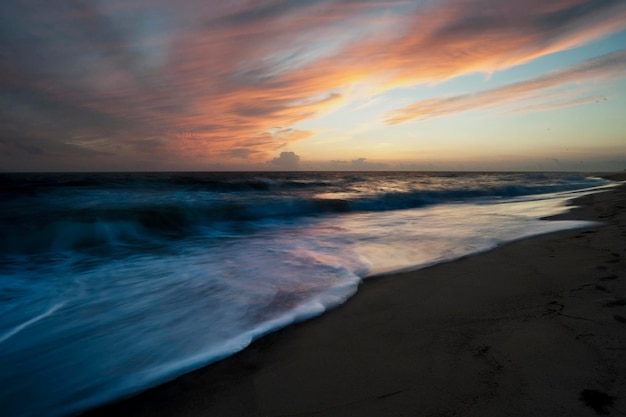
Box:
2;0;626;169
385;49;626;124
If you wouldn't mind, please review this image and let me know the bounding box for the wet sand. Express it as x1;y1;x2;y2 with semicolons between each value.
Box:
82;174;626;417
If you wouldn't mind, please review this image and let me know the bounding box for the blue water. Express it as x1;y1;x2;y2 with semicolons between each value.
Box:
0;172;613;416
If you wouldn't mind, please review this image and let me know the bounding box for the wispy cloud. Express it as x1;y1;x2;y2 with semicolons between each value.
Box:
506;95;608;114
1;0;626;169
385;49;626;124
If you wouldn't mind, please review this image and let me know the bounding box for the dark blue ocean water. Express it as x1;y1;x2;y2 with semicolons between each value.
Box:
0;172;613;416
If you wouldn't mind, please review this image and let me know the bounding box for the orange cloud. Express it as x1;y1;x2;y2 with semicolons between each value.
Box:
332;0;626;89
2;0;626;170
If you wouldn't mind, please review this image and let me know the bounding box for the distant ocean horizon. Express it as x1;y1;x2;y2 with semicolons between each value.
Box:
0;171;615;417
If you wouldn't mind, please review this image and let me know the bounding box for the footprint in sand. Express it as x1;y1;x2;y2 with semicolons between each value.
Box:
599;275;618;281
545;301;564;315
571;284;610;293
580;389;615;414
594;285;610;293
604;298;626;307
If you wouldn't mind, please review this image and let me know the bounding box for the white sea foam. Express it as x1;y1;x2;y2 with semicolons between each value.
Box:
0;302;65;345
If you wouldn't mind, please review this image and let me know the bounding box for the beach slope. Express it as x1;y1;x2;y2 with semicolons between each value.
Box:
83;178;626;417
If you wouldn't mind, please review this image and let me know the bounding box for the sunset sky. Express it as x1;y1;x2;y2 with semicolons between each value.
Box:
1;0;625;172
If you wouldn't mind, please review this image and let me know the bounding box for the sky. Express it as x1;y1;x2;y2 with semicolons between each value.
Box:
1;0;626;172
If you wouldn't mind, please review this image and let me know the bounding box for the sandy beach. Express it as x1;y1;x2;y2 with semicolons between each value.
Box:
82;174;626;417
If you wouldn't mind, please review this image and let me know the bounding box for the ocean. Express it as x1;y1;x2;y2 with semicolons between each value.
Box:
0;171;614;417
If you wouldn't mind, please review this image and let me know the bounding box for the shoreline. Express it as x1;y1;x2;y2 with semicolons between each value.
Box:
82;175;626;417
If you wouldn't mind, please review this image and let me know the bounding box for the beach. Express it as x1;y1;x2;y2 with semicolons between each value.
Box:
80;174;626;417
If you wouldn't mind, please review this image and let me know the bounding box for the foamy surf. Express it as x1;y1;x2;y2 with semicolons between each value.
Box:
0;172;614;417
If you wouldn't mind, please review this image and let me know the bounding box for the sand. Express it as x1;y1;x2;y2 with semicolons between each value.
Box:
82;174;626;417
